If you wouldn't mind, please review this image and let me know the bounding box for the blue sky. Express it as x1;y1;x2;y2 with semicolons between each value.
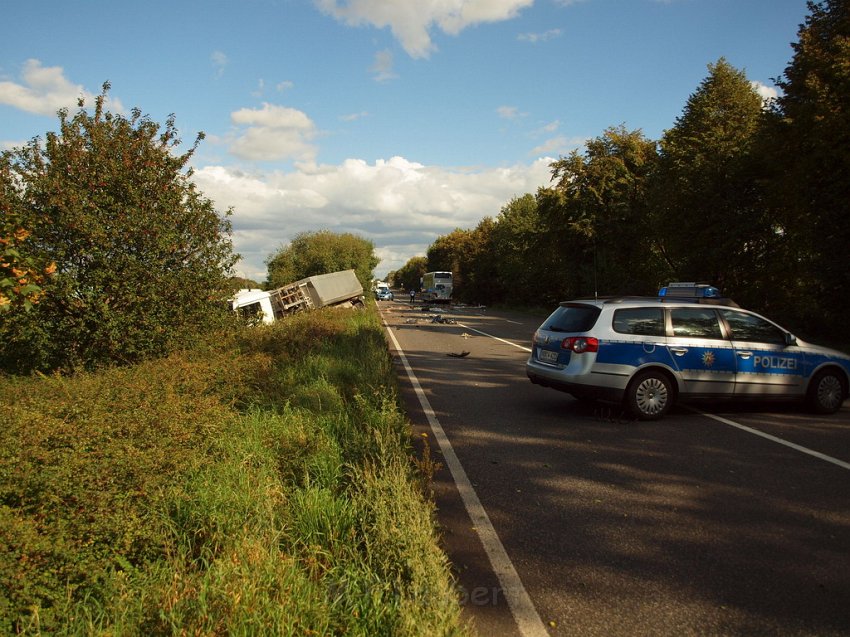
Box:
2;0;806;280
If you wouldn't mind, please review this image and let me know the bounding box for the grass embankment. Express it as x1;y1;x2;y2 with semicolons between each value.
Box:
0;305;467;636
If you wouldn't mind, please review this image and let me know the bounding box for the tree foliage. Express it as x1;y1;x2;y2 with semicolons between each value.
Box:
419;19;850;346
426;226;491;302
391;256;428;292
548;125;660;298
770;0;850;334
650;58;768;296
0;156;56;312
0;84;237;373
265;229;379;292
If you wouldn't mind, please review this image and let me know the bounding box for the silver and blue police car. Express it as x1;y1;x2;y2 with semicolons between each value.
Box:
526;283;850;420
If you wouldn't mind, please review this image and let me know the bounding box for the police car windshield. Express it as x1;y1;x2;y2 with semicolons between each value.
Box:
546;304;601;333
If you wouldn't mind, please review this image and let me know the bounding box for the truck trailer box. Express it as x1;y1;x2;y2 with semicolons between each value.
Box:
295;269;363;308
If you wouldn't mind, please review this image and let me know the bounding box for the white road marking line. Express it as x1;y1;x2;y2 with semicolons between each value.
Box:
382;317;548;637
690;407;850;470
457;323;532;353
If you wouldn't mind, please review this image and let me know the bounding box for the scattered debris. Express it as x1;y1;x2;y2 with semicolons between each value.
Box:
431;315;456;324
446;351;470;358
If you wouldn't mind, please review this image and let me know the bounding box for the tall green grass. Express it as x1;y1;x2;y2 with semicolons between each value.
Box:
0;306;468;635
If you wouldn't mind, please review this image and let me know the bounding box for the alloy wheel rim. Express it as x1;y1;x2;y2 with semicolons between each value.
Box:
636;378;668;415
818;376;843;411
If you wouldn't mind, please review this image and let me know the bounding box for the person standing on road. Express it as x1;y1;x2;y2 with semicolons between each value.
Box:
409;288;416;304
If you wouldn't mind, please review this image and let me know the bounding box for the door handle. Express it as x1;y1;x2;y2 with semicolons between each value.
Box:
670;347;688;356
737;351;753;360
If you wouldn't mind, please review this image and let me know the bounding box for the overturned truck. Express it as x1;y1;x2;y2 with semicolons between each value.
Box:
230;269;364;324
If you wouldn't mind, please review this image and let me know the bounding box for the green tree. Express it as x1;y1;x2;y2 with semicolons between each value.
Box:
544;125;659;298
650;59;768;298
0;156;56;312
1;84;237;373
426;228;478;301
481;195;542;305
392;256;428;292
265;229;379;292
769;0;850;336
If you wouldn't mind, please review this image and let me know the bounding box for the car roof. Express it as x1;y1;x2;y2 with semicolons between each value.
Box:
561;296;741;309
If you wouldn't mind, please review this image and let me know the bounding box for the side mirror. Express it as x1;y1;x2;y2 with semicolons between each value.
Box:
785;333;797;347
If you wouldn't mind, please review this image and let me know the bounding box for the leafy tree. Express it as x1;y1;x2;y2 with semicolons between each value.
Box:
265;229;378;291
392;256;428;292
471;195;545;306
426;228;478;301
460;217;498;304
0;157;56;312
769;0;850;335
226;276;261;292
649;59;768;298
544;125;659;298
0;84;237;373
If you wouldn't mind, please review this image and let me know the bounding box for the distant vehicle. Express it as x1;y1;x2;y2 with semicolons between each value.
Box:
421;271;453;303
526;282;850;420
229;269;364;324
375;288;394;301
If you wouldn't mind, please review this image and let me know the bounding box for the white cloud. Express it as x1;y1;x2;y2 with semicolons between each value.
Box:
517;28;562;43
530;135;584;157
314;0;534;58
537;120;561;134
192;155;554;279
211;50;228;78
371;49;398;82
1;139;26;151
340;111;369;122
229;103;318;162
497;105;521;119
0;59;123;116
751;80;779;106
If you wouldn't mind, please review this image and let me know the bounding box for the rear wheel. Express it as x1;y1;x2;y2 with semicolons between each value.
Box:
625;371;673;420
806;369;846;414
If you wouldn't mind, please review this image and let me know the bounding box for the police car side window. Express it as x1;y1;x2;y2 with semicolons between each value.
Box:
720;310;786;344
613;308;665;336
670;308;723;339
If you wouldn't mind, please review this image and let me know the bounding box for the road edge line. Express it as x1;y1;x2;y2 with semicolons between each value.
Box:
382;318;549;637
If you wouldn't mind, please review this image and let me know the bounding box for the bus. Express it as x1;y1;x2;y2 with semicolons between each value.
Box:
421;271;453;303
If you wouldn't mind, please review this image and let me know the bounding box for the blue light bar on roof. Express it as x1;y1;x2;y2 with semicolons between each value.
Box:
658;282;721;298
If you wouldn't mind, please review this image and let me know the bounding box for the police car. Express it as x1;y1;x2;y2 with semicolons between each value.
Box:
526;283;850;420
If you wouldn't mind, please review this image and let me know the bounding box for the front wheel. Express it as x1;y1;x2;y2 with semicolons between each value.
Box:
625;371;674;420
806;369;846;414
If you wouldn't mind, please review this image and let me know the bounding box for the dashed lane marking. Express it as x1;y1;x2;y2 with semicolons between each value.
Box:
456;323;532;353
690;407;850;470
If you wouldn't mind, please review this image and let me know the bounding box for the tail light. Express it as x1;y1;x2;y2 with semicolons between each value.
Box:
561;336;599;353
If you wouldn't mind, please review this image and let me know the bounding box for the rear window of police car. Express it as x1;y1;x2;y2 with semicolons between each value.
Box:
546;304;601;332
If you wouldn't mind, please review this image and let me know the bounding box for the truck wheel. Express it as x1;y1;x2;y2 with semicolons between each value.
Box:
625;371;673;420
806;369;846;414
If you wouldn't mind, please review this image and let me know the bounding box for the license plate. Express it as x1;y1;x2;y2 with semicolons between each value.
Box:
538;348;559;364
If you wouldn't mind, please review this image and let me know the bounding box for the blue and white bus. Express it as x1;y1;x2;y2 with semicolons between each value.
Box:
421;271;453;303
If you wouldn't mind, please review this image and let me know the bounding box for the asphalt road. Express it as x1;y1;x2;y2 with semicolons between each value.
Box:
377;299;850;637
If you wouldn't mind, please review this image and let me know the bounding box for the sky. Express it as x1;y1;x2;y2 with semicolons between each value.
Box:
1;0;807;281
